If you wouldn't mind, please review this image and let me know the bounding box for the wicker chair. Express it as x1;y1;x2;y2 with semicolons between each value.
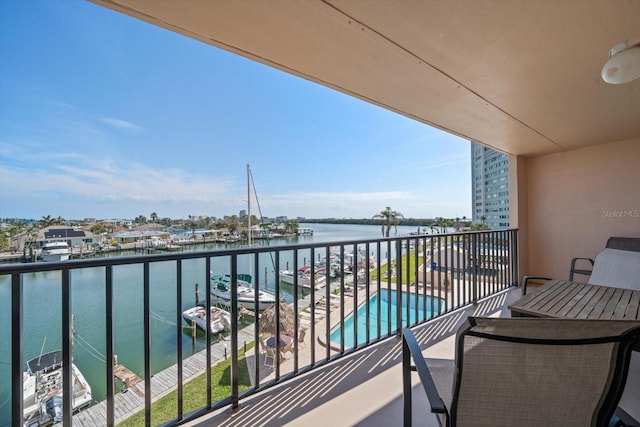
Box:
402;317;640;427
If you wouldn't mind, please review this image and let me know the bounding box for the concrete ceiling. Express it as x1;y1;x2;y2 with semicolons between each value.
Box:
92;0;640;157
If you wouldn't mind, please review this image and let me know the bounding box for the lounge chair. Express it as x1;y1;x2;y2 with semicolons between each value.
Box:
524;237;640;294
569;236;640;284
402;317;640;427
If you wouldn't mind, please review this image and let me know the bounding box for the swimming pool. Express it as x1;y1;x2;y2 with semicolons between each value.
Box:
329;291;443;348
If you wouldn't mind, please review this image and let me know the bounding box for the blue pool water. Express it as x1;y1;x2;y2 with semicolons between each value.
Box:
330;291;443;347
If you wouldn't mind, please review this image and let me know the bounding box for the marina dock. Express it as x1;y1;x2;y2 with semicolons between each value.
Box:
73;327;256;426
71;285;345;426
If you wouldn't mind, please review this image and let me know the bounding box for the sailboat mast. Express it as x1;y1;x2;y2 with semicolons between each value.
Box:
247;163;251;247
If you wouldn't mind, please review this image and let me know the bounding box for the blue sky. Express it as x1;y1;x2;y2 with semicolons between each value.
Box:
0;1;471;221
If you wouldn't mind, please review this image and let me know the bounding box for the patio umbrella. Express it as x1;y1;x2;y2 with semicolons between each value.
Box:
259;302;295;336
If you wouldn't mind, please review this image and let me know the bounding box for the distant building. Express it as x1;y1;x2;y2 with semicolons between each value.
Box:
104;218;134;228
471;142;509;229
239;209;247;218
9;226;96;252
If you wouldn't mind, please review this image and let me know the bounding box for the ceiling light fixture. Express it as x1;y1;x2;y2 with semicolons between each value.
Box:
602;37;640;84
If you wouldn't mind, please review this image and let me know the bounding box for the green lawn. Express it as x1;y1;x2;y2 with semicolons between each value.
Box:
118;343;254;426
374;249;424;284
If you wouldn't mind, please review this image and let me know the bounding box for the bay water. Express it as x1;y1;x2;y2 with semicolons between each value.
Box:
0;223;436;423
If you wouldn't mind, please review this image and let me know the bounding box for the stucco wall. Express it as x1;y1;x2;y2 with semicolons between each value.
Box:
525;138;640;279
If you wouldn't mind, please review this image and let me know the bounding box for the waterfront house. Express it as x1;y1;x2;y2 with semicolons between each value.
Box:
8;226;96;254
4;2;639;426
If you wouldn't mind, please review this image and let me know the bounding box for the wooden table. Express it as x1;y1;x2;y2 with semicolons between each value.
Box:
508;279;640;320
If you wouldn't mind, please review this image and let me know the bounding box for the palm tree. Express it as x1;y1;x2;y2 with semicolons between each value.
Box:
25;224;39;249
373;206;404;237
470;222;490;231
150;212;158;223
184;218;197;240
227;215;239;236
38;215;54;228
284;219;299;234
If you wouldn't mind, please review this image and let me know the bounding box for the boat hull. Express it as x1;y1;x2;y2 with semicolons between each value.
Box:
182;305;231;335
41;242;71;262
279;268;327;290
211;289;276;311
210;273;276;311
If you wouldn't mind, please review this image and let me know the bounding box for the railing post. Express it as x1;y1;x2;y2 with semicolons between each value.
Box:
176;259;183;420
11;273;23;427
230;254;239;409
353;243;358;347
396;239;403;335
62;268;72;426
513;229;519;287
472;232;479;304
205;257;212;408
106;265;115;427
402;330;412;427
143;262;151;427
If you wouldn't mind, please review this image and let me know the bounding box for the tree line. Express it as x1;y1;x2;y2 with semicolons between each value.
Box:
1;208;489;251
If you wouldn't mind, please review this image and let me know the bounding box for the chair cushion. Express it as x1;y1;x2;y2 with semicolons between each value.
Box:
588;248;640;290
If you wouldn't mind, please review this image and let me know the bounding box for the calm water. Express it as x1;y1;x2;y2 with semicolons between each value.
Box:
0;223;439;423
329;291;443;347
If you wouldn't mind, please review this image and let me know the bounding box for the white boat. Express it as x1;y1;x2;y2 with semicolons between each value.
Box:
210;273;276;311
23;350;92;426
279;265;327;290
182;303;231;334
41;241;71;262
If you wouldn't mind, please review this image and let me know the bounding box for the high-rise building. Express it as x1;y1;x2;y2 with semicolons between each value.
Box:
471;142;509;229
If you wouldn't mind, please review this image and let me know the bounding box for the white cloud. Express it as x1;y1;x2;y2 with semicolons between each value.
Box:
101;117;146;133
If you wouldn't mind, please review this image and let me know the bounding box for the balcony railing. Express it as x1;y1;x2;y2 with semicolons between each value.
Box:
2;229;518;427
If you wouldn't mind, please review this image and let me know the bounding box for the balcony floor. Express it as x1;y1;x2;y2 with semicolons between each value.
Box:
184;286;522;427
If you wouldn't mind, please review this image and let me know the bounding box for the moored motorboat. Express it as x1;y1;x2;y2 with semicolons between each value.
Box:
23;350;92;426
279;265;327;290
210;273;276;311
40;241;71;262
182;303;231;334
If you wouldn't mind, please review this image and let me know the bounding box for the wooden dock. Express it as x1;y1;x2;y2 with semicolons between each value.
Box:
113;363;142;388
73;327;256;426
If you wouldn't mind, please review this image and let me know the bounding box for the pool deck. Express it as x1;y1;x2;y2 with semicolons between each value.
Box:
185;286;522;426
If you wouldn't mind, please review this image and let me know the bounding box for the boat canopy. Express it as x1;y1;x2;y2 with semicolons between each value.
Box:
26;350;63;374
